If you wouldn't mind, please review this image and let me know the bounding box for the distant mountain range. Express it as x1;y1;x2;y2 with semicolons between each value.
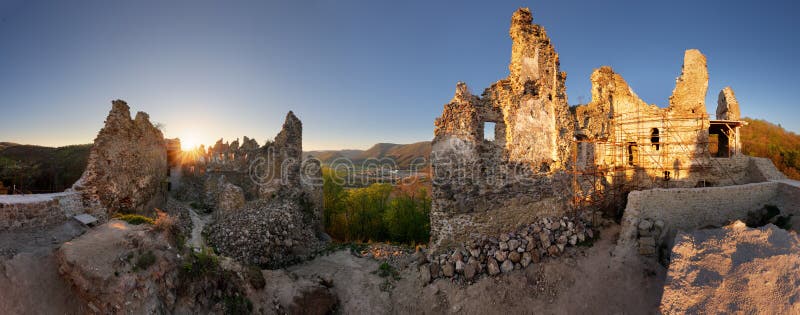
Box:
3;117;798;192
304;141;431;169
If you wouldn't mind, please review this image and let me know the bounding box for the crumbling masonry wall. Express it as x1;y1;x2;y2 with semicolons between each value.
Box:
72;100;168;217
430;8;573;251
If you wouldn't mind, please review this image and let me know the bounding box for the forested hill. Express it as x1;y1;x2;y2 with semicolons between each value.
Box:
0;143;92;193
741;118;800;179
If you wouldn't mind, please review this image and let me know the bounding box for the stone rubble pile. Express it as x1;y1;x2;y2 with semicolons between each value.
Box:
422;215;596;283
205;197;322;269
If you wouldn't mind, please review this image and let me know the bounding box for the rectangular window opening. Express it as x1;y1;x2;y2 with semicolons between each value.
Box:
484;122;496;141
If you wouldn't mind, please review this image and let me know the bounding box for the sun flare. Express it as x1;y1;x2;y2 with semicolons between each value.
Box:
180;134;200;151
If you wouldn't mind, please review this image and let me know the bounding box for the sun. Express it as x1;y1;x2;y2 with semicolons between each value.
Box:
180;134;200;151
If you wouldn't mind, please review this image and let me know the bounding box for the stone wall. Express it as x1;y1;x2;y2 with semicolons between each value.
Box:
0;192;86;231
430;8;572;251
616;179;800;258
72;100;168;217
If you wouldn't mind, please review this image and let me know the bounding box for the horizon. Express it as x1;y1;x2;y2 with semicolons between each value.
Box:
1;1;798;151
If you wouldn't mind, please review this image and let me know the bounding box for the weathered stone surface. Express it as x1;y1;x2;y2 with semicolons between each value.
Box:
547;245;560;257
487;258;501;276
521;252;532;267
716;86;740;120
669;49;708;114
442;262;455;277
464;260;478;281
455;260;465;273
500;260;514;273
638;219;653;231
419;265;431;284
73;100;167;217
494;250;507;262
638;237;656;256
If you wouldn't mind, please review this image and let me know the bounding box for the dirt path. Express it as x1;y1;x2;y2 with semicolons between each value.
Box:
187;206;211;250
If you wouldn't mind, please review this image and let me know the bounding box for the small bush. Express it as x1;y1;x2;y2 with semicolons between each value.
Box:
134;251;157;271
153;209;177;233
223;294;253;314
114;214;154;225
375;262;399;280
180;247;220;280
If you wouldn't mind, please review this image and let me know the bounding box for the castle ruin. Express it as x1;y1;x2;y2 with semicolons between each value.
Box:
430;8;797;256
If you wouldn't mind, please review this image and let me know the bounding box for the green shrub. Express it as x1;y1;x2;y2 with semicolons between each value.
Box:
375;262;399;279
180;247;220;280
134;251;157;271
114;214;154;225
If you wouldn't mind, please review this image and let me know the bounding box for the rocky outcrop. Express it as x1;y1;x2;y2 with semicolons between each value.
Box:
73;100;167;217
716;86;741;120
661;221;800;314
669;49;708;114
56;220;180;314
430;7;572;251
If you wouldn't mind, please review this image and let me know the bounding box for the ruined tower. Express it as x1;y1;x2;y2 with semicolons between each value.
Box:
430;8;573;251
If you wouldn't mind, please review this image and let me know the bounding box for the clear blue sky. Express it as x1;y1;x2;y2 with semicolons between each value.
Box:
1;0;798;150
